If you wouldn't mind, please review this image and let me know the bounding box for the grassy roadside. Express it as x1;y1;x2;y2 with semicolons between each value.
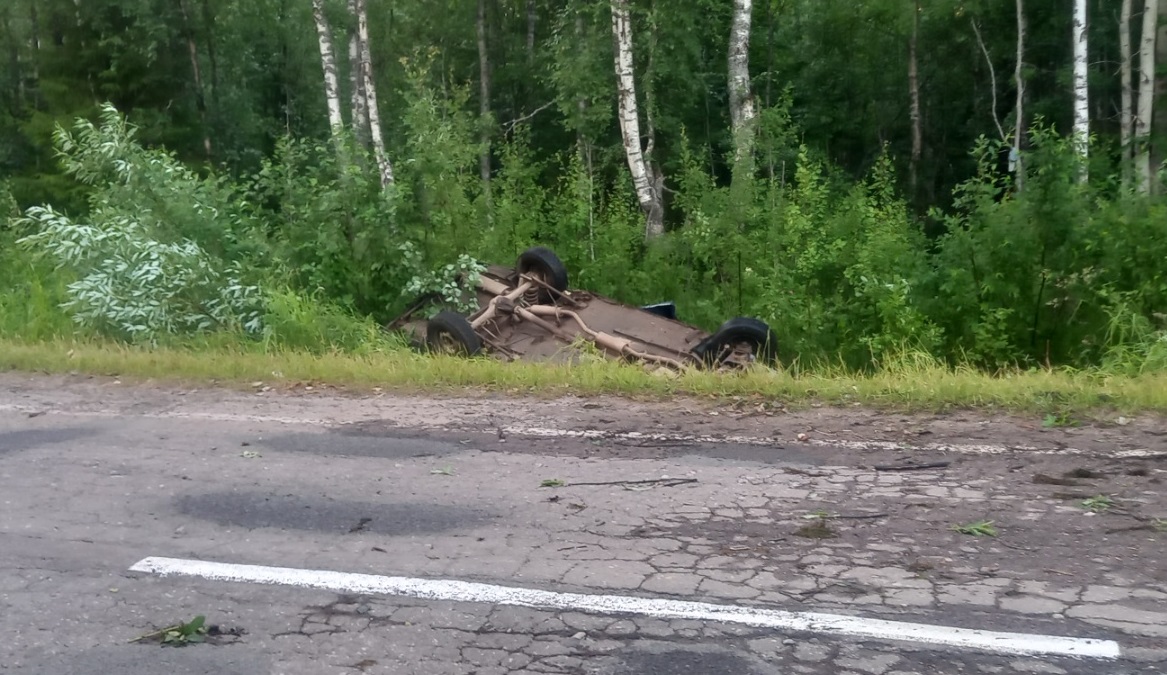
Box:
3;338;1165;414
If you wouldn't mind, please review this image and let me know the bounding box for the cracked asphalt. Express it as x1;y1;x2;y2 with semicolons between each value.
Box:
1;374;1165;674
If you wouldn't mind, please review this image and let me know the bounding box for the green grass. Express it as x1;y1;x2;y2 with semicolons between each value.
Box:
3;337;1166;413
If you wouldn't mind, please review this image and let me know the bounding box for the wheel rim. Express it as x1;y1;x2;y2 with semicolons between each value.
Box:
435;331;461;355
717;340;756;368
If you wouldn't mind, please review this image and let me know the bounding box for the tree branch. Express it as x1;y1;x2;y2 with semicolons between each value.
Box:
502;100;555;133
971;19;1006;142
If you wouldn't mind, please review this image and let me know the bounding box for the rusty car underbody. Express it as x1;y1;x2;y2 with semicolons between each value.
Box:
387;246;778;372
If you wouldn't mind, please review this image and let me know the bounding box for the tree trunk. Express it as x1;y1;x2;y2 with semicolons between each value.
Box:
356;0;394;186
477;0;492;201
312;0;345;133
1120;0;1133;186
1154;0;1167;183
199;0;219;106
28;0;40;108
908;0;921;198
1071;0;1089;178
728;0;757;163
347;0;369;146
526;0;536;62
764;0;775;181
611;0;664;240
177;0;212;161
1013;0;1025;191
1135;0;1159;193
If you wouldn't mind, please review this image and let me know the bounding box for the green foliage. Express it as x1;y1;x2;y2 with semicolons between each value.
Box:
0;182;17;223
0;228;77;341
259;289;401;353
12;107;265;342
396;49;483;261
50;104;261;263
162;615;207;646
950;520;998;537
3;0;1167;389
249;133;407;317
400;248;486;316
1080;495;1114;514
928;125;1167;371
17;205;264;341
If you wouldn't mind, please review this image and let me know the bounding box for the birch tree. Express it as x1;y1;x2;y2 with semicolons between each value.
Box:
728;0;757;163
312;0;345;134
611;0;664;240
1120;0;1133;185
355;0;394;186
1071;0;1089;177
1134;0;1159;193
347;0;369;147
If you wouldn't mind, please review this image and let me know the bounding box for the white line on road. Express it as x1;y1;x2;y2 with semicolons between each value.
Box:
130;556;1121;660
3;402;1157;458
495;425;1162;459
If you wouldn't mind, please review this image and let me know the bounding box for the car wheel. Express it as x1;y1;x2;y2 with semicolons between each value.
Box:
698;317;778;367
426;310;483;356
517;246;569;302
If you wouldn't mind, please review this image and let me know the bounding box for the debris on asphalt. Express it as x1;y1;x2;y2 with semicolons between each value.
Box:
873;460;951;472
542;477;698;489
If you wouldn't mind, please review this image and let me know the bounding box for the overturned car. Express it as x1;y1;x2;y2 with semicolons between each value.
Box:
388;246;779;371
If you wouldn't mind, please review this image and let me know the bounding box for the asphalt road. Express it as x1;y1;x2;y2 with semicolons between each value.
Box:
1;376;1165;674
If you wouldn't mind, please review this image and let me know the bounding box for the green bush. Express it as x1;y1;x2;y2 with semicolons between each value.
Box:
5;102;1165;376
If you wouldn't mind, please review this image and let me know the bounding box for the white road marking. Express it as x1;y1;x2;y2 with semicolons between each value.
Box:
2;402;1157;458
130;556;1121;660
494;425;1161;459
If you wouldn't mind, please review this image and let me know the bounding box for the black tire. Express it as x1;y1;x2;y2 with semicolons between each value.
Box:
426;310;483;357
697;317;778;366
517;246;569;302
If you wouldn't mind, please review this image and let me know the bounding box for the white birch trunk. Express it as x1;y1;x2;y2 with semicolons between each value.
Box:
1013;0;1025;190
312;0;345;134
1135;0;1159;193
728;0;757;163
1072;0;1089;177
611;0;663;240
477;0;492;199
356;0;394;186
1120;0;1133;185
347;0;369;146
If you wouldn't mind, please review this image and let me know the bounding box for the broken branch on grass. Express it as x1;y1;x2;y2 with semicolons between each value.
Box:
873;461;951;472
